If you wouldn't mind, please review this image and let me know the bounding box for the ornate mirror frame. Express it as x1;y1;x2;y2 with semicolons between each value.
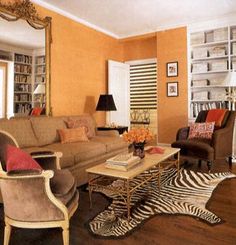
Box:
0;0;52;115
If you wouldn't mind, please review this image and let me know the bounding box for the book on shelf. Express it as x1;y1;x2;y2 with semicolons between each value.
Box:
105;153;141;171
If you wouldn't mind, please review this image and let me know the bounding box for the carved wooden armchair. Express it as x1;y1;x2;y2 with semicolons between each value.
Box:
0;130;79;245
171;110;236;172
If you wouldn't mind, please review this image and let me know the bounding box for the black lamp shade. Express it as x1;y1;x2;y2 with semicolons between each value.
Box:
96;94;117;111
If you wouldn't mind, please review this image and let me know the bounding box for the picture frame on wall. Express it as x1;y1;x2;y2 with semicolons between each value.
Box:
166;61;178;77
167;82;178;97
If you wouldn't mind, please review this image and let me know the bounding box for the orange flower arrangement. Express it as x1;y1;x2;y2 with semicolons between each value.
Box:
123;127;153;144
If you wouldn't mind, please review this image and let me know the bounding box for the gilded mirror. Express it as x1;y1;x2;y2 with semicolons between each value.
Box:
0;0;52;117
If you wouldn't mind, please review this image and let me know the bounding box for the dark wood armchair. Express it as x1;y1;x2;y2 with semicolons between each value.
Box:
171;110;236;172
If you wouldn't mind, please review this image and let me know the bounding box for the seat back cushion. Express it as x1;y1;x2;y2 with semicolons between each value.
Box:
188;122;215;140
205;109;228;128
30;116;67;146
65;114;96;138
5;144;42;172
0;118;38;148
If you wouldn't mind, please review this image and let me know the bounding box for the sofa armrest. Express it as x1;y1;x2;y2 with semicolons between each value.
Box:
96;130;119;137
176;127;190;140
212;127;234;159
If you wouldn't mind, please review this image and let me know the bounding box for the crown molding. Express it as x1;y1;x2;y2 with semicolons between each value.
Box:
31;0;119;39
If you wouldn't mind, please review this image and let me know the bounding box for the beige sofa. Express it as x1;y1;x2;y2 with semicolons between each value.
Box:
0;114;128;186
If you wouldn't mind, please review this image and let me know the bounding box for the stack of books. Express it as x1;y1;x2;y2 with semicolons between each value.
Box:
105;153;141;171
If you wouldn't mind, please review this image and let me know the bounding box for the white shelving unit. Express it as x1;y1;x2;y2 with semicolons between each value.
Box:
189;25;236;120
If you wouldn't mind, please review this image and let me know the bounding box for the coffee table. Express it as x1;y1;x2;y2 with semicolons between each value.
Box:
86;146;180;221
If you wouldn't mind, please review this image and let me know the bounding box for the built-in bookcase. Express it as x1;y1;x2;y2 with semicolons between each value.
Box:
189;25;236;120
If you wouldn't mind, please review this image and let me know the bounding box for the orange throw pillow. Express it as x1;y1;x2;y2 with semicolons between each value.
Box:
58;127;89;144
205;109;227;128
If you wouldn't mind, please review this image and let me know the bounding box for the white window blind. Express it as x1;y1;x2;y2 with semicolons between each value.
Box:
130;62;157;109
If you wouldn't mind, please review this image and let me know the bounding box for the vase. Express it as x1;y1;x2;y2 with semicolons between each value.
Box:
133;142;145;158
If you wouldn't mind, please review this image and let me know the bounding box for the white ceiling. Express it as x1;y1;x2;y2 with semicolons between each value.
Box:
33;0;236;38
0;18;45;50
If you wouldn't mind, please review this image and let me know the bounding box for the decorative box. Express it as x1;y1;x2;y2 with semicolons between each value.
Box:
209;46;226;57
192;91;209;100
209;90;225;100
232;61;236;71
232;28;236;40
192;48;208;59
232;43;236;55
210;60;227;71
192;79;209;87
209;78;224;86
213;28;228;42
191;32;205;45
192;62;208;73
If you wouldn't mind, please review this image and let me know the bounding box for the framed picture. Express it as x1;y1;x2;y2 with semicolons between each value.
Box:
166;61;178;77
167;82;178;97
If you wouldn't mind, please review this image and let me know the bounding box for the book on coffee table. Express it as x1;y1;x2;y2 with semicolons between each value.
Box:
105;153;141;171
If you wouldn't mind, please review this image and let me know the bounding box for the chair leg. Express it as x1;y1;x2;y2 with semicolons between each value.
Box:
62;227;69;245
198;160;202;168
207;161;212;173
4;222;12;245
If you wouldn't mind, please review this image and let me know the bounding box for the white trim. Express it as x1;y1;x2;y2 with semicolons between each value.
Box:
31;0;119;39
125;58;157;65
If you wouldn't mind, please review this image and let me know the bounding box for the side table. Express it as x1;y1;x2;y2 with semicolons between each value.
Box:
97;126;128;135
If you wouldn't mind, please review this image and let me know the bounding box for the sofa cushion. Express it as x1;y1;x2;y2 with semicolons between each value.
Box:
30;116;67;146
0;118;38;148
5;144;42;172
58;127;89;144
91;136;128;152
50;169;78;206
46;141;106;168
67;114;96;138
188;122;215;140
205;109;228;128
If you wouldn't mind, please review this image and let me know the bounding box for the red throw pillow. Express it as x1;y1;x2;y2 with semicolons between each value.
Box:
205;109;227;128
188;122;215;140
5;144;42;172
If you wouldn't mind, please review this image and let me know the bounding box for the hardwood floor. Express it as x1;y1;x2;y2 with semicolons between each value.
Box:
0;159;236;245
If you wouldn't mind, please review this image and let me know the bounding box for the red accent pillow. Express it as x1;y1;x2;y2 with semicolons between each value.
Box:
5;144;42;172
188;122;215;140
30;107;43;116
205;109;227;128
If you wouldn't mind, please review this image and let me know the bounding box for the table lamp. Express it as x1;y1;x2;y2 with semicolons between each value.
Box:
96;94;117;126
33;84;45;105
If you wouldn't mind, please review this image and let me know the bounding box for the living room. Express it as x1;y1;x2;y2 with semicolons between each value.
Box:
0;0;236;244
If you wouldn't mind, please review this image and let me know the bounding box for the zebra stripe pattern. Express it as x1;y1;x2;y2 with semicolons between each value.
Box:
88;168;235;238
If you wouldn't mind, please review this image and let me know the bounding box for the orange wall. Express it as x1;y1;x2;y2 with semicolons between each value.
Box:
122;34;157;61
35;5;123;125
156;27;188;143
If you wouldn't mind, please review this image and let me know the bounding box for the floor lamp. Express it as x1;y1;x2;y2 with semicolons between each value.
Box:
224;71;236;164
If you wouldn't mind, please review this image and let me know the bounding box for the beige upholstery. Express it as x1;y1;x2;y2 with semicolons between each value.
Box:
0;130;79;245
0;114;129;186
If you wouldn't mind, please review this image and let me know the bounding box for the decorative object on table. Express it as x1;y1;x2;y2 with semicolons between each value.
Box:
167;81;178;97
87;168;235;238
166;61;178;77
224;71;236;164
105;153;141;171
96;94;117;125
145;146;165;154
123;128;153;158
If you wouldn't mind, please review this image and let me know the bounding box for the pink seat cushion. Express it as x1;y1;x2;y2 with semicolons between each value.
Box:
5;144;42;172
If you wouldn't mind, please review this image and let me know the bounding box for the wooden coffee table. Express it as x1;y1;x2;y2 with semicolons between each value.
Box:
86;146;180;220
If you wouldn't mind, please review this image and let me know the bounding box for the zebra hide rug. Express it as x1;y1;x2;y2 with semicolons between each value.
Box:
88;168;235;238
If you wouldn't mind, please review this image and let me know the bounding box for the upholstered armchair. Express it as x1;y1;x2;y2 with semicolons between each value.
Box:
0;130;79;245
171;110;236;172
